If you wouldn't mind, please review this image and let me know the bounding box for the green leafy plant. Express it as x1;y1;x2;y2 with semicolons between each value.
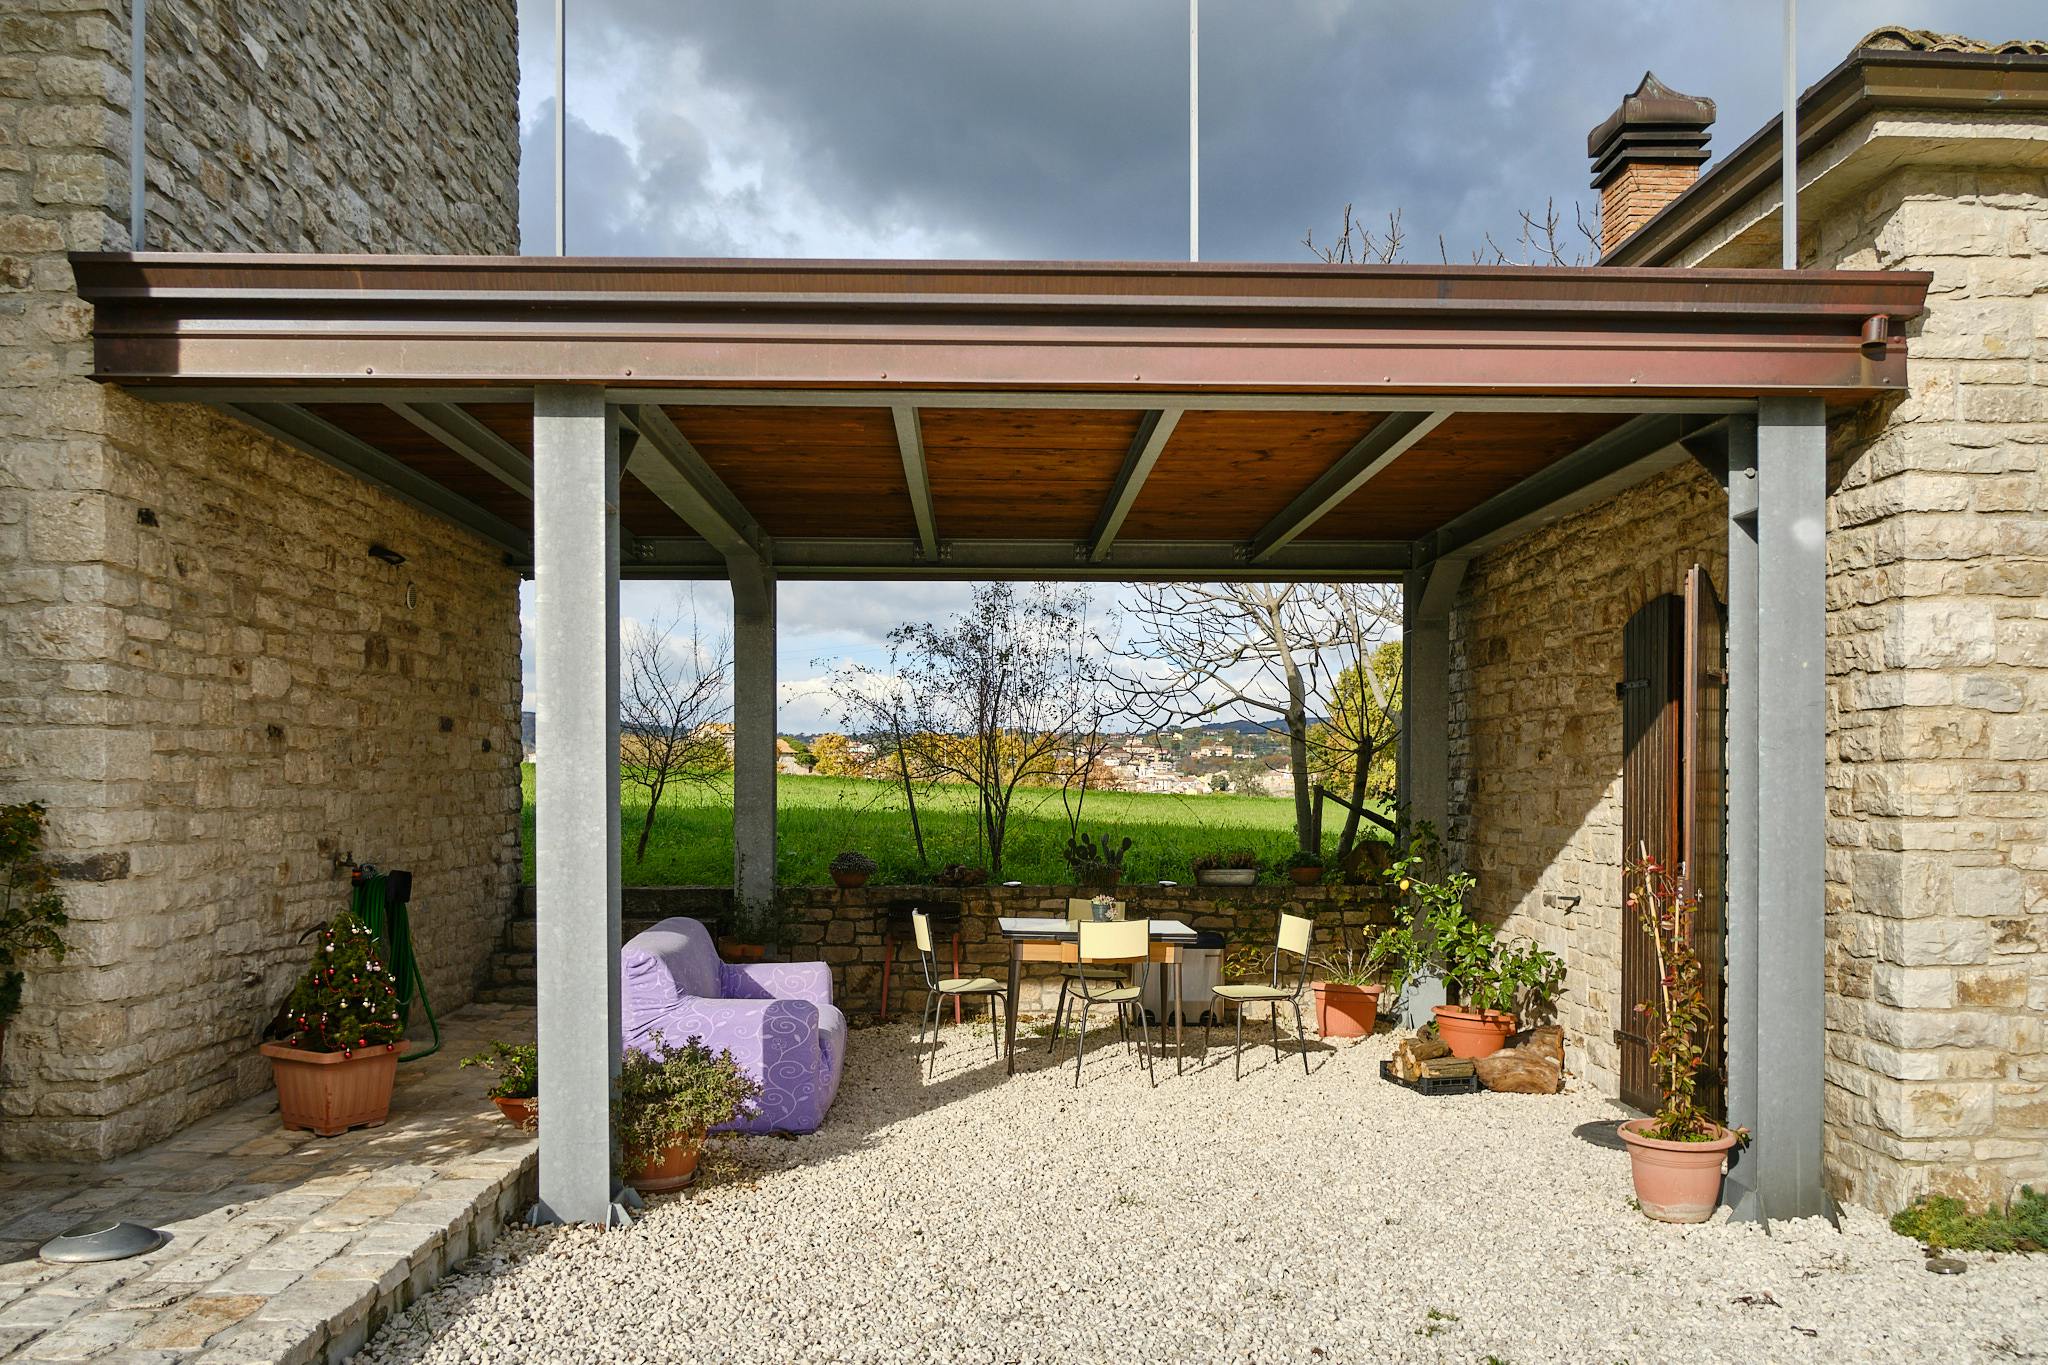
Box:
1192;849;1261;872
1313;924;1406;989
1221;939;1270;983
461;1040;538;1100
1063;831;1132;889
616;1031;762;1172
1384;824;1563;1019
1626;850;1730;1143
828;851;877;878
271;911;405;1056
0;802;69;1029
1283;849;1326;870
1890;1187;2048;1253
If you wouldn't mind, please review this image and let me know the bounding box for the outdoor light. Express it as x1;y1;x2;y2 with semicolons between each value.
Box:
367;543;407;567
40;1220;167;1264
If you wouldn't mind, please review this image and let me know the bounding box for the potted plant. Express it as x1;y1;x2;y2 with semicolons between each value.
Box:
461;1040;538;1126
260;911;406;1135
1193;850;1260;887
0;802;70;1069
1063;832;1131;891
618;1031;763;1193
1385;841;1563;1058
1284;849;1326;886
935;862;988;888
829;851;877;890
1618;851;1745;1223
1310;924;1406;1038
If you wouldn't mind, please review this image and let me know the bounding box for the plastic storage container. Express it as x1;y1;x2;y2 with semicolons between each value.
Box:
1142;930;1226;1026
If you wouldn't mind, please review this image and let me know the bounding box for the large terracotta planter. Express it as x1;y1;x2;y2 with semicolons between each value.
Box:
1311;981;1382;1038
1288;866;1324;886
261;1040;402;1137
491;1096;537;1127
830;870;870;890
1432;1005;1515;1059
1618;1120;1741;1223
629;1136;705;1193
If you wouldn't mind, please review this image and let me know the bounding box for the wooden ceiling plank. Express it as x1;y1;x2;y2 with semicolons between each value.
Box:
622;404;770;562
387;400;534;497
1247;409;1450;562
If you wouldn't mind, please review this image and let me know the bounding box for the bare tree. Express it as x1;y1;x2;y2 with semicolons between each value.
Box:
620;592;733;864
1113;582;1345;850
1305;198;1601;267
826;666;934;868
1303;583;1403;860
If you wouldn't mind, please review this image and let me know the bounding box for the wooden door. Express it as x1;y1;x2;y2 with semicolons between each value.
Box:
1617;569;1726;1118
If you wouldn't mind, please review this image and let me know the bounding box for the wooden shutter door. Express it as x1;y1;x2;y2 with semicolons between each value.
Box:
1681;565;1727;1120
1618;594;1683;1113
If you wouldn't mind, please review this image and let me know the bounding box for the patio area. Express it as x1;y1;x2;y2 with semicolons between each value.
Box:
0;1005;535;1365
354;1022;2045;1365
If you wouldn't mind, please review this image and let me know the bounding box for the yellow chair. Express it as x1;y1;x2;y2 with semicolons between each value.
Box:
911;910;1007;1079
1058;918;1156;1088
1207;913;1312;1080
1041;898;1127;1049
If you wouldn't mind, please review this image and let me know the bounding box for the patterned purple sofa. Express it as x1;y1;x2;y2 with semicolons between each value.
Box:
620;916;846;1134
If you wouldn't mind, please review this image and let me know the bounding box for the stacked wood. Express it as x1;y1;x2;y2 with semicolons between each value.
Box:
1474;1027;1565;1094
1510;1024;1565;1069
1390;1033;1451;1082
1419;1055;1476;1080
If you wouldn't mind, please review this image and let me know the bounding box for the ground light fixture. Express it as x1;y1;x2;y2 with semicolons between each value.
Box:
40;1220;167;1263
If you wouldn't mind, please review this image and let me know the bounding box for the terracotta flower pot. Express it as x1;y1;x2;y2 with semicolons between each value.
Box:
1431;1005;1516;1059
1618;1120;1741;1223
718;940;766;961
1288;866;1324;885
491;1095;537;1127
1311;981;1382;1038
260;1040;403;1137
830;870;871;890
629;1136;705;1193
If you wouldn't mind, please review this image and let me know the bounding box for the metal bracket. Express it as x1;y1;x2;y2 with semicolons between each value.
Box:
1543;891;1582;913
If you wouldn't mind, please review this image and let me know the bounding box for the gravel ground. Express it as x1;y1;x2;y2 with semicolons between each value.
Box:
360;1018;2048;1365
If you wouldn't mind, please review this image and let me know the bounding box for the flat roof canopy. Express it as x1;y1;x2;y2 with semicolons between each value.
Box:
71;255;1927;580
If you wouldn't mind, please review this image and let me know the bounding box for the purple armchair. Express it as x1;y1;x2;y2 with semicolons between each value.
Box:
620;917;846;1134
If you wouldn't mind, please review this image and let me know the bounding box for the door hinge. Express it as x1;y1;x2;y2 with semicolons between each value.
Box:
1615;677;1650;701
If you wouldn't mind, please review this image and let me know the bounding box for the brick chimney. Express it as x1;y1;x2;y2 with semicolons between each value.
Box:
1588;72;1716;257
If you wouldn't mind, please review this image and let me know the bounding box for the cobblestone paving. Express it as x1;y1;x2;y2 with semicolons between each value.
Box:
0;1005;535;1364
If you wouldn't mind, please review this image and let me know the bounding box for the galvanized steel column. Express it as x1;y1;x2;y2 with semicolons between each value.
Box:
532;386;622;1226
1398;557;1462;1028
1720;414;1763;1220
1749;396;1830;1221
730;555;778;921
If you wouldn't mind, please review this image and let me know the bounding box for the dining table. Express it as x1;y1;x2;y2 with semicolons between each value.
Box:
996;916;1199;1075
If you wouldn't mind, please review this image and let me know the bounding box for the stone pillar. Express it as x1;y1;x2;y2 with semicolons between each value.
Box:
531;386;622;1227
1726;398;1830;1224
730;555;778;923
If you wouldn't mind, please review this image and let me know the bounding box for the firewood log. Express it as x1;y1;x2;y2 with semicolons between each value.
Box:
1419;1055;1476;1079
1507;1024;1565;1070
1474;1046;1562;1094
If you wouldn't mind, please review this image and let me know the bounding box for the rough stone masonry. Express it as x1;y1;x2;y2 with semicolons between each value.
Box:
0;1;523;1159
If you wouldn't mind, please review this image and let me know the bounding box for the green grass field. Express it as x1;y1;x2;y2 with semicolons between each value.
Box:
518;765;1382;887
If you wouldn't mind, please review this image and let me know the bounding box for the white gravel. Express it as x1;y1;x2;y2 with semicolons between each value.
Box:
359;1020;2048;1365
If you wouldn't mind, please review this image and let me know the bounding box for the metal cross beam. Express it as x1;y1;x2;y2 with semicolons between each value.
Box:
620;404;770;563
1089;408;1182;562
388;401;534;497
891;405;938;559
615;535;1410;581
1248;410;1448;562
222;402;531;556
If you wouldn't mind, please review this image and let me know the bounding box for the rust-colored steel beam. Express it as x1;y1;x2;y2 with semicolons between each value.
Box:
73;254;1926;400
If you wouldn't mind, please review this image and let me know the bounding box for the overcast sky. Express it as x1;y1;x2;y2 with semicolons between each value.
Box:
510;0;2044;727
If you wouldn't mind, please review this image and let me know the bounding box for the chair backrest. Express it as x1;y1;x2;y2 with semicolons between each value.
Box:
620;917;725;1038
1064;897;1126;923
912;909;934;954
1274;912;1313;993
1078;917;1150;964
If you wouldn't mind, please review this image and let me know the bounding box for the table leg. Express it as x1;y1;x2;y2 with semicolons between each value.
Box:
951;931;964;1026
1174;956;1185;1075
1004;940;1022;1074
877;935;895;1024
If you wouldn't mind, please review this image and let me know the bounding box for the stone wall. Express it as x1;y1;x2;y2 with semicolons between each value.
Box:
1455;135;2048;1210
0;1;521;1158
492;882;1398;1018
1447;461;1727;1099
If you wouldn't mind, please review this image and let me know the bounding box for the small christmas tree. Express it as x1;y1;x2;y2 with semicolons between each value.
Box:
275;911;404;1057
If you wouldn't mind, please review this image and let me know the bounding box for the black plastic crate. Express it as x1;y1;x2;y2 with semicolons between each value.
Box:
1380;1058;1481;1096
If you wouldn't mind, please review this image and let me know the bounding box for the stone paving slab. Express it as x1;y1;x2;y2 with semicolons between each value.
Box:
0;1005;535;1364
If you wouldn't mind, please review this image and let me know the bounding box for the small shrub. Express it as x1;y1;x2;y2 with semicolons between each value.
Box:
1283;849;1326;870
828;851;877;877
1192;849;1261;872
616;1032;762;1172
935;862;988;887
0;801;69;1028
1891;1187;2048;1253
461;1040;538;1100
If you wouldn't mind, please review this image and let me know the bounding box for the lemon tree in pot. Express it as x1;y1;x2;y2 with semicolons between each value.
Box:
1618;851;1745;1223
619;1032;763;1193
462;1040;538;1127
261;911;406;1136
1386;841;1562;1058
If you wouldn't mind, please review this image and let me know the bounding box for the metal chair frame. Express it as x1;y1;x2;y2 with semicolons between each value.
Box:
1206;913;1313;1080
911;909;1008;1079
1050;918;1156;1088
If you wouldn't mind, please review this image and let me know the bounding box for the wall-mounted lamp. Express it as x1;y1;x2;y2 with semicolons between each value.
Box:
368;544;407;567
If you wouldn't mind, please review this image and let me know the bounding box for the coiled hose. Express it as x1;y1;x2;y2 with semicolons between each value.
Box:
351;867;441;1062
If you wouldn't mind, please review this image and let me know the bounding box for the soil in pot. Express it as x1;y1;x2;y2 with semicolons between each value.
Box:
1618;1120;1740;1223
1312;981;1381;1038
492;1096;537;1126
261;1040;403;1137
630;1137;705;1193
1432;1005;1516;1059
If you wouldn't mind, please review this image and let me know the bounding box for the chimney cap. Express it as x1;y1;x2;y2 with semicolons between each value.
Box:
1587;71;1716;182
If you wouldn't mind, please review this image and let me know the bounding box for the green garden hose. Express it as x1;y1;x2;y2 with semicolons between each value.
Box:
351;867;441;1062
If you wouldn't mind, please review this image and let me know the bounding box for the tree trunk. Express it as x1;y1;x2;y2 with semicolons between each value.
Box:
893;739;926;866
1337;737;1372;860
1286;674;1313;850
